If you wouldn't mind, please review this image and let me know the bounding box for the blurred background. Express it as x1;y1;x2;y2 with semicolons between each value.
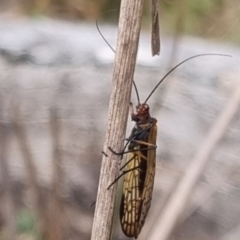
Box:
0;0;240;240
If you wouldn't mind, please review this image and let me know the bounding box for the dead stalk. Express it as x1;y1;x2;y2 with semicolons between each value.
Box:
90;0;145;239
0;122;17;239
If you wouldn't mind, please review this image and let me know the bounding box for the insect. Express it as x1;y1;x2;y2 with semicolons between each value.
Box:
96;13;231;239
117;102;157;239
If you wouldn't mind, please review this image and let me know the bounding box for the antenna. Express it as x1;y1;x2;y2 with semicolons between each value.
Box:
96;11;141;105
144;53;232;103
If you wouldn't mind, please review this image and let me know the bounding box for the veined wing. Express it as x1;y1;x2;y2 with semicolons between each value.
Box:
120;147;141;238
137;122;157;235
120;121;157;238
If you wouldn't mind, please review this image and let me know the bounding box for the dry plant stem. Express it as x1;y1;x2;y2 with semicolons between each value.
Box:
178;183;219;226
151;0;160;56
178;167;233;227
13;105;48;238
90;1;145;240
0;123;17;240
148;85;240;240
48;109;65;240
221;224;240;240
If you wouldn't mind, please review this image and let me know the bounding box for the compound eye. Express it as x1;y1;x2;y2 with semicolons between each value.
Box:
141;104;149;113
136;104;141;112
143;104;149;110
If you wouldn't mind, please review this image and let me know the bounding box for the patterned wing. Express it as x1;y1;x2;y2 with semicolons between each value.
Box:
120;120;157;239
137;123;157;235
120;149;142;238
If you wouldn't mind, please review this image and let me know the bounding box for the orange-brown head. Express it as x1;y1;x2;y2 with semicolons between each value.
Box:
131;103;150;123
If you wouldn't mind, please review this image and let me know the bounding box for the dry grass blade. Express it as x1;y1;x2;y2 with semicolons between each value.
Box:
151;0;160;56
148;84;240;240
221;224;240;240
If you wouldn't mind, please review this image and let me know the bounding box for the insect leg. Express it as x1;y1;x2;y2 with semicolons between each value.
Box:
108;145;134;156
107;166;140;190
101;151;108;157
108;124;153;156
119;154;136;171
89;201;96;207
109;142;156;156
89;154;136;207
108;138;132;157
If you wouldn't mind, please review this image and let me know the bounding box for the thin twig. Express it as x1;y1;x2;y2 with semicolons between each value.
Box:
13;105;48;238
148;84;240;240
90;1;145;239
0;122;17;240
221;223;240;240
47;109;65;240
177;166;236;227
